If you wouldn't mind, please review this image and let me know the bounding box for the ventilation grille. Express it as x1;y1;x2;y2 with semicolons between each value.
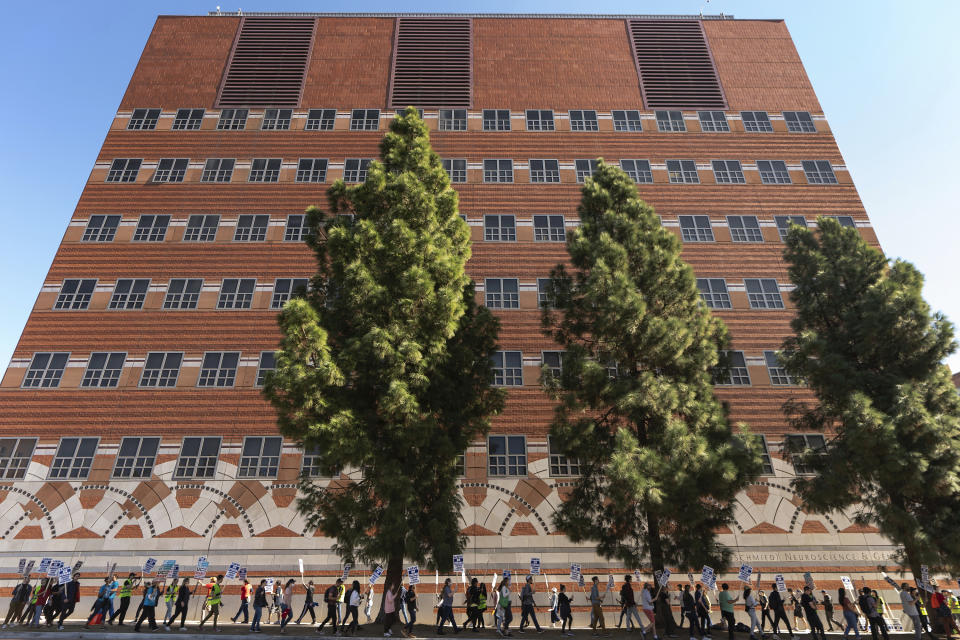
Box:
389;18;472;108
627;19;726;109
216;17;316;108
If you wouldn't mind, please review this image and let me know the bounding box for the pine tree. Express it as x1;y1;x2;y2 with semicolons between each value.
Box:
542;160;761;572
780;216;960;576
263;107;505;590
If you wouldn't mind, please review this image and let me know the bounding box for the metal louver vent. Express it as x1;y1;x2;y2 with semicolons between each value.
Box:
389;17;472;109
216;17;316;108
627;19;726;110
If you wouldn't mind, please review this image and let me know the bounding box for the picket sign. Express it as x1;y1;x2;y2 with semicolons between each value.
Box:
687;572;695;585
342;564;352;580
701;566;716;590
492;572;498;589
72;560;83;574
23;560;35;577
453;555;464;573
804;572;816;590
503;570;512;579
658;569;672;587
47;560;63;578
578;574;585;588
237;568;248;581
881;573;900;591
38;558;52;574
634;570;642;584
840;576;855;594
775;574;788;593
265;578;275;592
406;566;420;586
738;564;753;584
169;564;180;580
17;559;25;575
226;562;241;580
369;566;384;585
143;558;157;574
570;564;581;581
58;566;72;586
530;558;541;576
157;560;175;578
299;559;304;577
608;575;615;589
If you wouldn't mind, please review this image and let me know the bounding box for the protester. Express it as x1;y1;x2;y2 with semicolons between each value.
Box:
916;591;933;636
498;576;514;636
230;578;251;624
85;577;113;629
44;580;65;627
58;573;80;630
161;578;179;627
404;584;418;638
106;574;120;621
800;586;826;640
437;577;459;634
342;579;362;636
476;583;488;630
838;588;861;640
591;576;611;636
382;582;400;637
108;572;140;626
3;577;31;628
900;584;923;640
519;575;542;633
695;584;712;637
549;587;560;629
251;579;268;633
641;583;659;640
558;584;574;636
134;580;160;632
318;578;342;633
858;586;889;640
656;582;678;637
681;584;702;639
365;587;374;623
166;576;192;630
768;584;795;639
718;583;739;640
466;577;481;629
619;575;643;634
787;588;805;632
197;574;225;631
819;589;839;631
296;579;317;624
933;587;960;638
758;590;773;633
744;587;763;640
279;577;295;632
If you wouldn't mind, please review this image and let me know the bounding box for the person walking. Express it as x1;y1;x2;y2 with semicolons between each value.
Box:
620;575;644;634
382;582;401;637
657;583;679;638
819;590;839;631
558;584;574;637
933;588;960;638
134;580;160;632
465;578;481;630
108;572;140;626
916;591;933;637
758;590;773;632
800;586;826;640
250;579;267;633
105;574;120;622
548;587;559;629
900;584;923;640
3;577;31;628
404;584;418;638
744;588;762;640
591;576;611;636
365;587;374;623
641;583;661;640
695;584;713;638
787;589;805;632
519;575;543;633
85;577;113;629
231;578;252;624
197;574;225;631
167;577;192;631
718;584;739;640
278;578;295;632
297;579;317;624
838;588;861;640
57;574;79;629
498;577;515;637
44;581;65;627
681;584;702;640
318;579;342;634
768;584;794;639
476;583;488;630
161;578;178;627
28;578;52;628
437;577;459;635
340;580;361;636
858;587;889;640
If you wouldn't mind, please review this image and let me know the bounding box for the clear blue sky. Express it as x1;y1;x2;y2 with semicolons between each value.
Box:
2;1;958;373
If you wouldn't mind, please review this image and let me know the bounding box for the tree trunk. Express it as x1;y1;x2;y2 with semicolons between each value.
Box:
647;510;665;572
375;555;405;626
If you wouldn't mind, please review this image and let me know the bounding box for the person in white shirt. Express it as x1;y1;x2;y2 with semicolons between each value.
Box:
641;584;660;640
744;588;762;640
900;584;922;640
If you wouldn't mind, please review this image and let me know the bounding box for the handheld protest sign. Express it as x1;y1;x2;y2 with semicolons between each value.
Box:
881;573;899;591
570;564;581;581
578;573;585;588
687;572;695;585
775;574;787;593
342;564;352;580
47;560;62;578
17;559;25;575
804;572;816;591
157;560;175;578
738;564;753;584
72;560;83;575
635;570;642;584
453;555;464;573
658;569;671;588
492;572;498;588
23;560;35;577
226;562;240;580
299;558;304;577
406;566;420;585
608;575;615;590
503;569;511;580
921;565;929;584
530;558;541;576
38;557;52;574
143;558;157;575
265;578;275;592
237;567;247;581
169;564;180;580
58;566;72;586
370;566;384;585
701;567;716;590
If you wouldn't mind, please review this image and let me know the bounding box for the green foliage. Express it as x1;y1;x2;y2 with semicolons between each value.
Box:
781;216;960;575
542;160;761;571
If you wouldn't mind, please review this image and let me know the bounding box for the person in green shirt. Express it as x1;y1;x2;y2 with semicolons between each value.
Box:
718;584;740;640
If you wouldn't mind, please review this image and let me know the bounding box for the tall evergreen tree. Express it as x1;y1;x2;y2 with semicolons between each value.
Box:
263;107;505;589
780;216;960;576
542;160;761;572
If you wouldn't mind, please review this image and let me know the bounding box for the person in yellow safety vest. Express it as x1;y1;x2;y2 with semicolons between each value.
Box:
108;572;141;626
337;579;347;627
161;578;179;628
197;575;225;631
949;593;960;628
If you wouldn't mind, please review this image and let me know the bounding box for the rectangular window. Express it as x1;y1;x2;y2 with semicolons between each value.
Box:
22;353;69;388
569;109;599;131
152;158;188;183
537;278;552;308
183;214;220;242
485;278;519;309
548;436;580;476
696;278;731;309
745;278;785;309
109;278;149;309
261;108;292;130
163;278;202;310
200;158;235;182
803;161;838;184
741;111;773;132
825;215;856;228
234;214;270;241
482;109;511;131
483;159;513;183
526;109;555;131
666;159;699;184
784;434;826;475
575;159;599;183
533;215;565;242
217;278;255;309
173;436;221;479
529;159;560;183
350;109;380;131
238;436;282;478
54;279;97;310
764;350;796;386
112;437;160;479
678;215;714;242
172;108;204;130
488;435;527;476
81;352;126;388
249;158;281;183
727;215;763;242
749;434;774;475
439;108;467;131
620;159;653;183
774;215;807;241
757;160;792;184
0;438;37;480
612;110;642;132
216;108;248;130
81;215;121;242
455;453;466;477
491;351;523;386
343;158;371;183
698;111;729;132
133;214;170;242
272;278;309;309
784;111;816;133
483;214;516;242
305;109;336;131
712;160;745;184
715;351;751;386
542;351;564;379
301;445;329;477
256;351;276;387
197;352;240;387
49;437;98;480
284;214;311;242
442;159;467;183
656;110;685;132
139;352;183;387
296;158;327;183
127;108;161;130
105;159;141;183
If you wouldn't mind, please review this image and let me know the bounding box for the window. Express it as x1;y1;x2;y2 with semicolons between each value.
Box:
575;159;599;183
249;158;281;183
112;437;160;479
612;110;642;132
305;109;336;131
172;108;204;130
81;215;121;242
748;434;774;475
139;352;183;387
825;215;856;228
488;435;527;476
197;352;240;387
296;158;327;183
620;159;653;183
81;352;126;388
272;278;309;308
569;110;598;131
666;159;699;184
483;159;513;183
727;215;763;243
173;436;221;479
548;436;580;476
22;352;69;388
656;110;685;132
183;214;220;241
712;160;745;184
715;351;750;386
757;160;791;185
54;279;97;310
534;215;565;242
526;110;555;131
542;351;564;379
741;111;773;132
491;351;523;386
234;214;270;241
109;278;149;309
442;159;467;183
49;437;98;480
200;158;235;182
745;278;784;309
678;215;714;242
537;278;552;308
343;158;371;183
301;445;327;477
217;278;255;309
238;436;282;478
163;278;202;309
216;108;248;130
439;108;467;131
698;111;729;132
133;215;170;242
485;278;519;309
529;159;560;183
764;351;796;386
0;438;37;480
153;158;188;183
483;214;516;241
697;278;731;309
774;215;807;241
784;111;816;133
802;161;838;184
784;434;826;475
482;109;511;131
455;453;466;476
350;109;380;131
285;214;311;242
261;108;292;130
256;351;276;387
105;159;141;183
127;108;160;130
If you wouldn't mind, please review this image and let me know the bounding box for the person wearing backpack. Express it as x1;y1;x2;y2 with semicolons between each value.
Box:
317;578;341;633
134;579;160;632
767;584;795;640
3;577;31;628
857;587;888;640
85;577;113;629
498;576;515;636
465;577;480;630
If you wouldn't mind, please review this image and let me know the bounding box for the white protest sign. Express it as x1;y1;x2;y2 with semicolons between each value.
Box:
342;564;352;580
406;566;420;585
921;565;929;583
299;558;304;576
265;578;275;592
881;574;899;590
738;564;753;584
492;572;498;588
17;559;25;575
701;567;716;590
570;564;581;581
530;558;541;575
143;558;157;574
237;567;247;581
194;557;208;580
775;574;787;593
804;572;816;590
503;569;511;579
658;569;671;587
226;562;241;580
58;566;72;586
687;572;695;585
169;564;180;580
23;560;35;577
38;558;52;574
578;574;585;588
157;560;175;578
608;575;615;589
635;570;642;583
369;566;384;585
453;555;464;573
47;560;62;577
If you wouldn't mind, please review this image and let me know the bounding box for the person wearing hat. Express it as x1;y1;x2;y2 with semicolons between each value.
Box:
549;587;560;628
800;586;826;640
519;575;542;632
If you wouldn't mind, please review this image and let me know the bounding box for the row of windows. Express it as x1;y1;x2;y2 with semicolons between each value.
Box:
79;213;312;243
125;108;819;134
